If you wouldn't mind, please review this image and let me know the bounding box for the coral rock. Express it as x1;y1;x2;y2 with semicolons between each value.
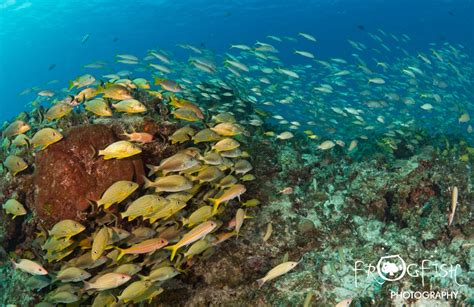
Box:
33;124;144;226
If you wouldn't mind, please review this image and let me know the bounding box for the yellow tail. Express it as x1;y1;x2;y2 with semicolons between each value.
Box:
142;175;155;189
165;244;178;261
115;247;126;261
154;77;164;86
209;198;220;215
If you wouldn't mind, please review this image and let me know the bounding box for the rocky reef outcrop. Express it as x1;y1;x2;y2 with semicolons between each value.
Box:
33;124;145;226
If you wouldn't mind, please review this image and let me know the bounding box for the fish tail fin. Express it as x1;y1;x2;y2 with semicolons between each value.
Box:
209;198;220;214
83;281;92;291
180;217;189;226
120;131;130;139
9;258;17;269
98;150;105;157
146;164;158;177
153;77;163;86
142;175;154;189
50;272;59;283
256;278;266;288
115;247;126;261
68;80;75;90
169;95;178;107
165;244;178;261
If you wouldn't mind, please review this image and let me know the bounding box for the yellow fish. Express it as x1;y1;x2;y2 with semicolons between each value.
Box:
145;199;187;223
142;266;179;282
98;141;142;160
2;199;27;219
112;99;147;113
132;78;150;89
117;280;154;303
116;238;168;261
147;152;199;175
41;237;73;253
210;122;244;137
172;108;201;122
459;113;470;123
170;96;204;119
84;273;131;291
256;261;298;287
191;166;224;183
96;181;139;209
85;98;112;117
31;128;63;150
192;128;222;144
3;155;28;176
91;227;110;261
143;175;193;192
56;267;91;282
242;198;261;207
213;112;236;123
166;220;217;260
182;205;213;227
45;103;73;121
2;120;31;138
48;219;85;240
183;239;212;258
121;195;168;222
75;87;100;102
99;84;133;100
211;138;240;152
209;184;246;214
11;134;30;147
169;126;196;144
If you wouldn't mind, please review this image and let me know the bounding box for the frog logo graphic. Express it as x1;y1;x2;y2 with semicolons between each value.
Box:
377;255;406;281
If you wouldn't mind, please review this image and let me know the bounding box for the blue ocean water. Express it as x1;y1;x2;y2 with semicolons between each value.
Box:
0;0;473;121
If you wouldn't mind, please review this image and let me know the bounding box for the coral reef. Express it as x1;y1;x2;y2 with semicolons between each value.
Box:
150;135;473;306
0;81;472;306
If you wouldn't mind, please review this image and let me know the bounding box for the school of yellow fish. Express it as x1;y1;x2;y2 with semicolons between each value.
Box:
2;27;473;305
0;56;270;304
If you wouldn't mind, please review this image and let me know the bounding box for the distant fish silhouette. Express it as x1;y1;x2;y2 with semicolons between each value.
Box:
81;33;90;44
448;11;454;16
357;25;365;31
113;37;119;43
48;64;56;71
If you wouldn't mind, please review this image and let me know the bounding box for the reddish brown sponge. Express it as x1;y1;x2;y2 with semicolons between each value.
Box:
33;124;144;226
